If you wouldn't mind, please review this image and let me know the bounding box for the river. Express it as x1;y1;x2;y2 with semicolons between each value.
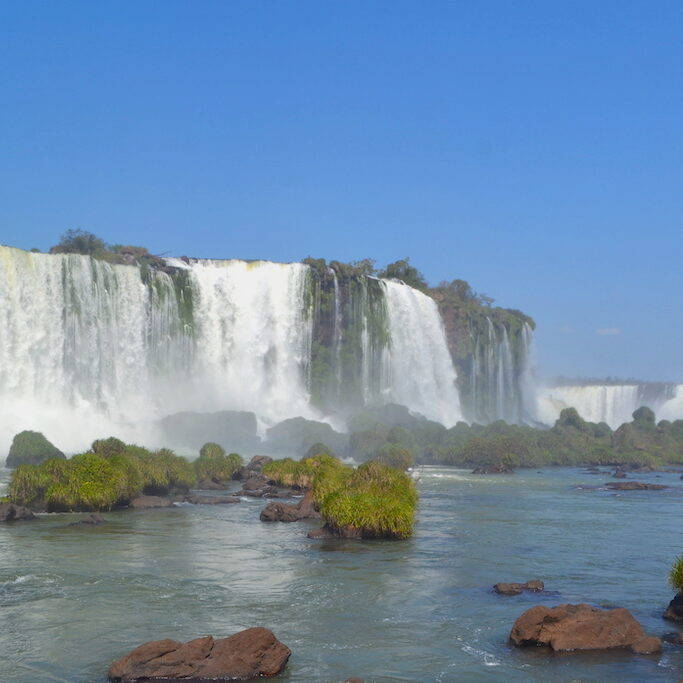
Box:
1;466;682;682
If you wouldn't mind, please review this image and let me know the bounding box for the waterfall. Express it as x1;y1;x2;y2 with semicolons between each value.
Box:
0;246;553;454
381;279;462;426
535;383;680;428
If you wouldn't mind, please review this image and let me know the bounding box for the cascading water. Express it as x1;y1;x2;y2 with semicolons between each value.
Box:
0;247;471;454
187;259;314;421
381;279;462;426
535;383;680;428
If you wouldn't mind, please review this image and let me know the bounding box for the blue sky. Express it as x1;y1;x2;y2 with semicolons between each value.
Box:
1;1;681;381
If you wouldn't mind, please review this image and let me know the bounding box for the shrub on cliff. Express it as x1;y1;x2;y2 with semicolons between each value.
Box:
6;431;65;468
194;444;242;483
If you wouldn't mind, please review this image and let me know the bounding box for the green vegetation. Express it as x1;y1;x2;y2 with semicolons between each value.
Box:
8;439;196;512
373;443;415;471
670;556;683;593
319;461;418;539
264;453;346;490
265;453;417;539
304;442;336;458
346;405;683;470
6;431;65;468
194;443;242;483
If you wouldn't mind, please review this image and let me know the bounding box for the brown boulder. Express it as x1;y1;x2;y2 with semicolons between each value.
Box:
108;627;290;682
260;502;301;523
129;496;173;509
510;603;661;654
0;502;36;522
494;580;544;595
307;524;363;540
260;492;321;523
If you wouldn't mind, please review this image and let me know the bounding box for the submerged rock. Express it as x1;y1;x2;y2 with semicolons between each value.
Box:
107;627;290;682
0;502;36;522
129;496;173;509
494;580;544;595
307;524;363;540
510;603;661;654
68;513;107;526
605;481;668;491
183;495;240;505
472;464;513;474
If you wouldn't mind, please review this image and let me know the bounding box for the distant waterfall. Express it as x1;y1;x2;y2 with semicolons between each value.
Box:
460;317;534;424
382;280;462;426
535;383;679;428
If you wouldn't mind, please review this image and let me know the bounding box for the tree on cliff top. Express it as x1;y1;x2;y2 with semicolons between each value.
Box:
50;229;107;256
379;258;428;291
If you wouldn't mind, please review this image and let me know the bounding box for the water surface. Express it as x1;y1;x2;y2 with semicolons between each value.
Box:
1;466;682;682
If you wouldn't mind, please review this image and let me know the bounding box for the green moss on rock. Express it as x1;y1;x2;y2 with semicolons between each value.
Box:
6;431;65;469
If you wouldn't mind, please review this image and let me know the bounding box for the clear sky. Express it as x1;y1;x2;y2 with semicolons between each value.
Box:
1;1;681;382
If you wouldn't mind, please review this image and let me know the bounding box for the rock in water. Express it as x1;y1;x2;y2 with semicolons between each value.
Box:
510;603;661;654
260;492;321;522
129;496;173;509
664;592;683;622
494;580;544;595
604;481;667;491
472;464;513;474
0;503;35;522
108;627;290;681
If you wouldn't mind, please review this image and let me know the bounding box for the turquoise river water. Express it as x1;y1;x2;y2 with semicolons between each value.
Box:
1;465;682;682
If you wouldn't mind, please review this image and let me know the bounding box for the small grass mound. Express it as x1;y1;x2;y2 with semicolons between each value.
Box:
265;454;418;539
194;443;243;483
318;461;418;539
264;453;347;490
670;555;683;593
8;439;197;512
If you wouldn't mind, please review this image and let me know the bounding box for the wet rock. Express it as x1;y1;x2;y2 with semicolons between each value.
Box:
664;592;683;623
260;502;301;523
68;513;107;526
184;495;240;505
108;627;290;681
233;456;273;481
246;455;273;472
494;580;545;595
237;486;280;498
510;603;661;654
307;524;363;540
243;476;270;491
605;481;668;491
197;477;226;490
472;464;513;474
662;632;683;645
0;502;36;522
260;492;321;523
612;471;627;479
129;496;173;509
